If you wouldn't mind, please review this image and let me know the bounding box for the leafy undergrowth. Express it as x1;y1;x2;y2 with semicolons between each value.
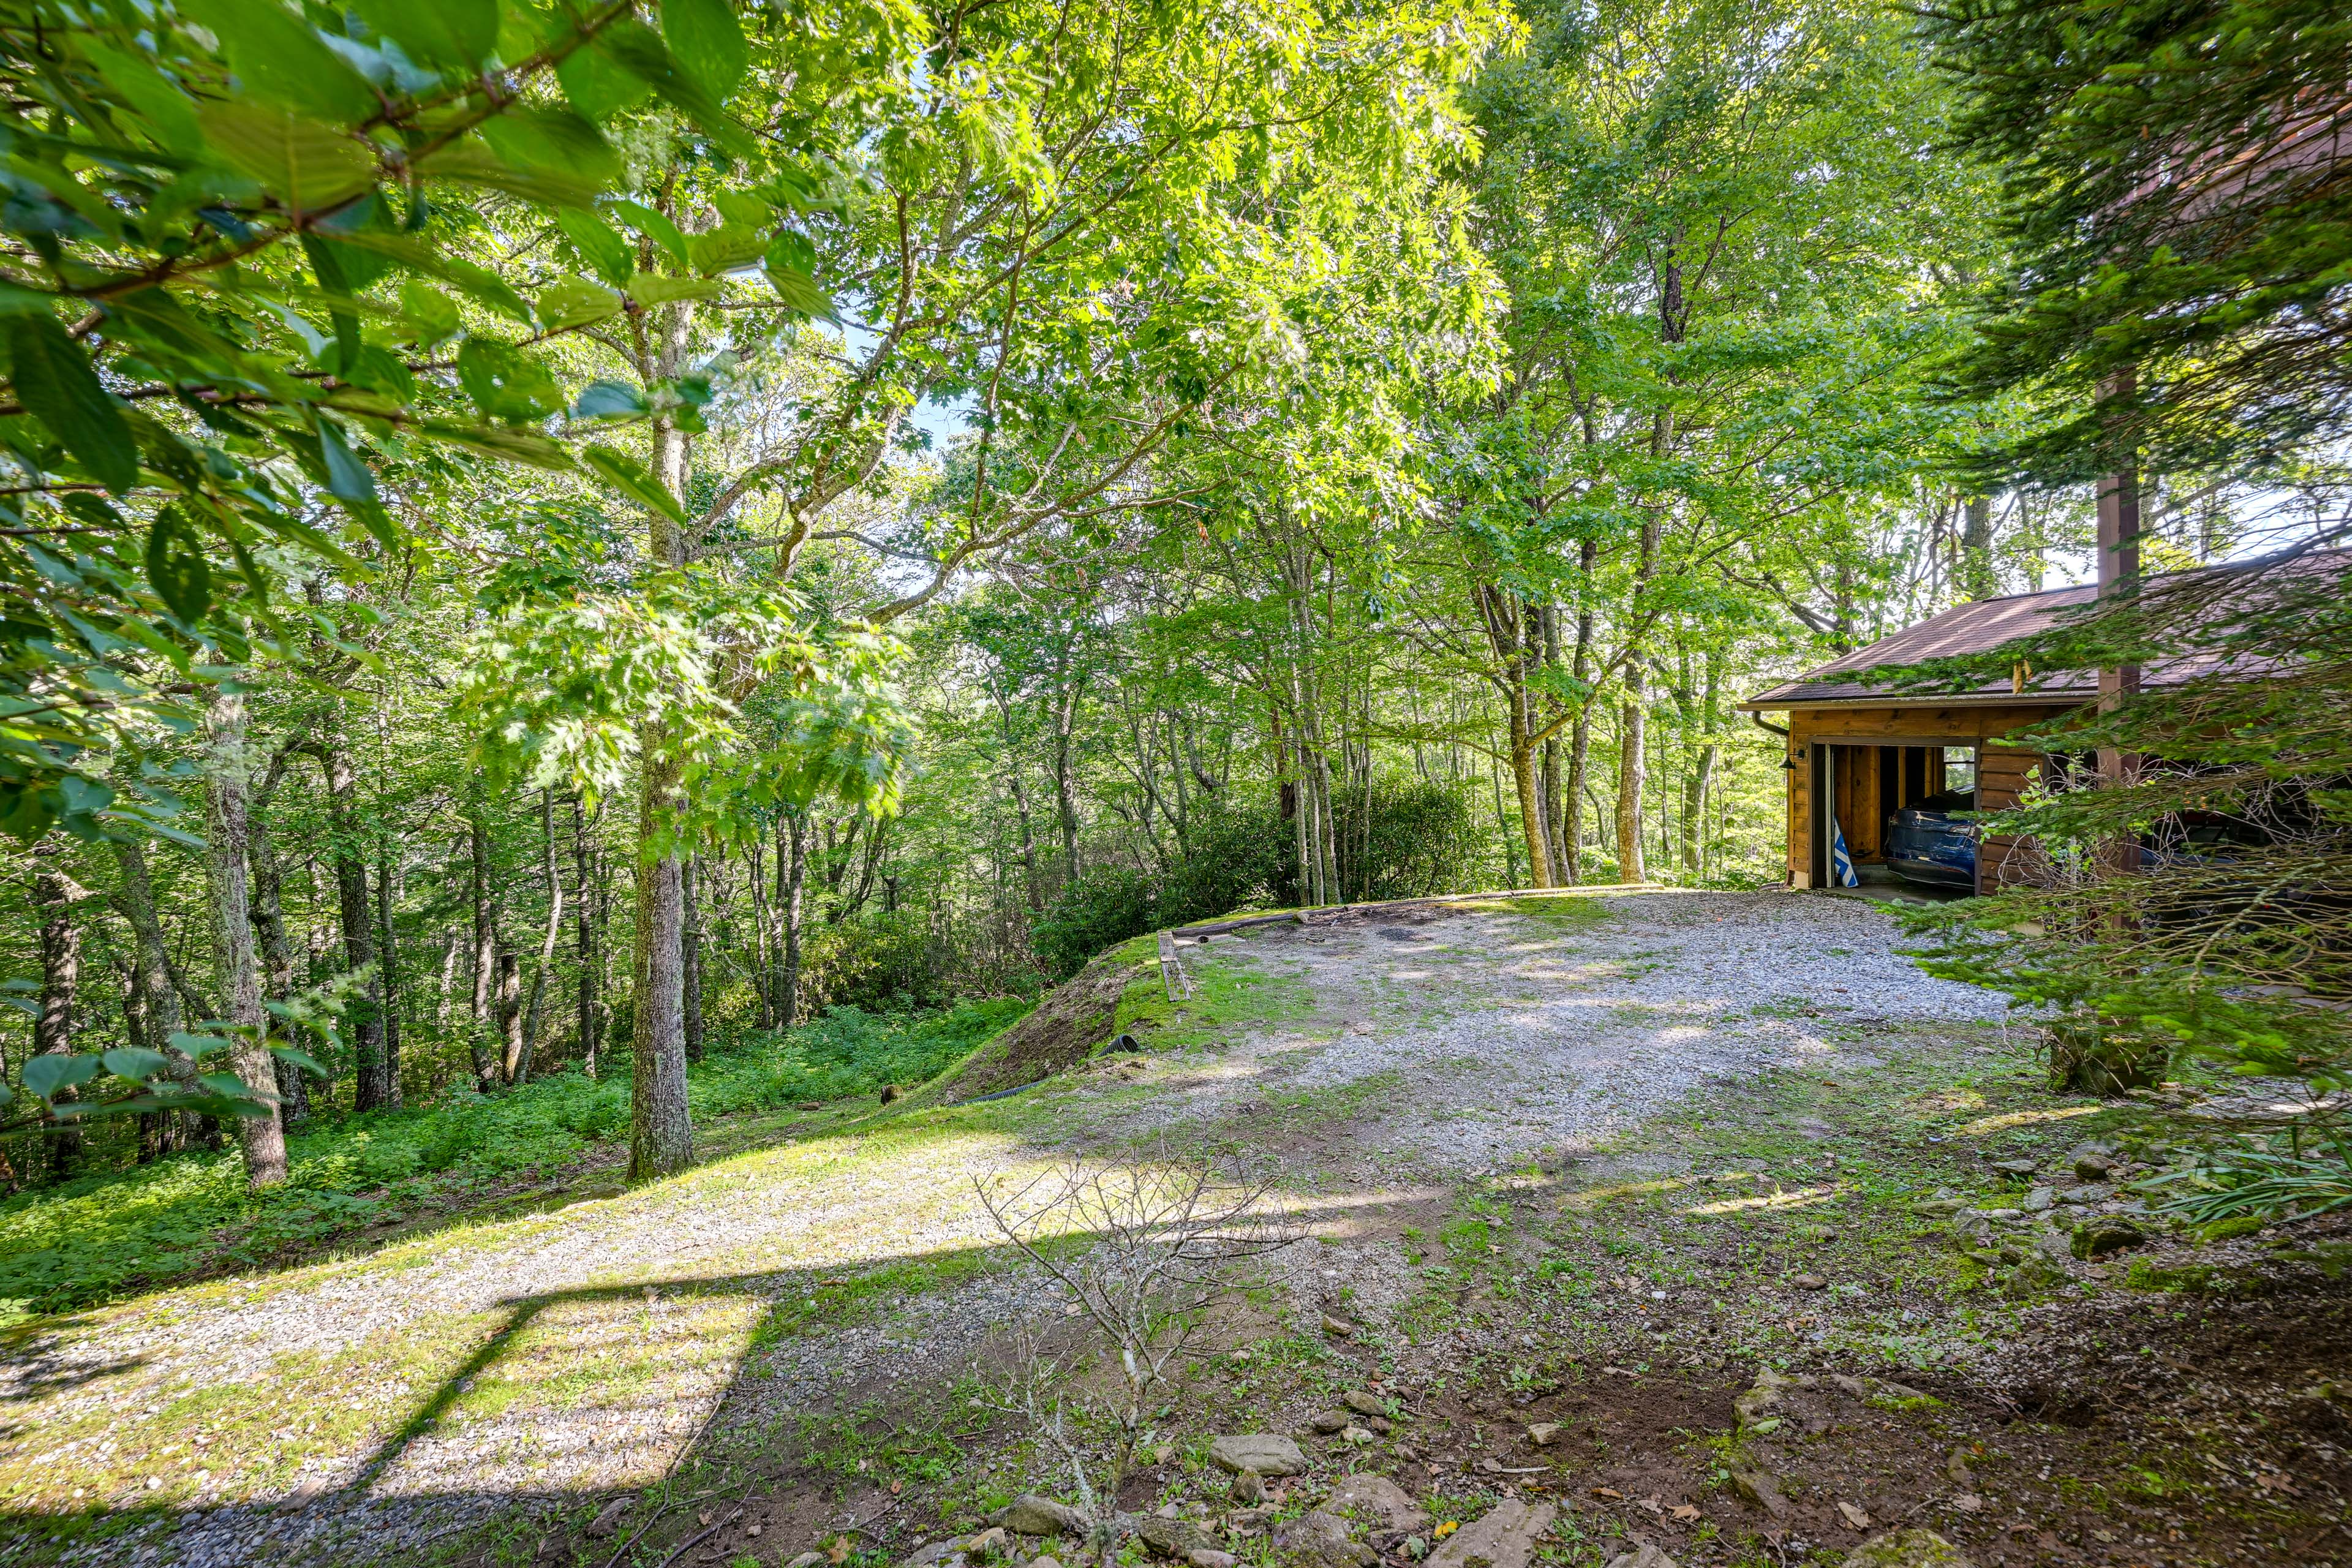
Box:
0;1000;1028;1316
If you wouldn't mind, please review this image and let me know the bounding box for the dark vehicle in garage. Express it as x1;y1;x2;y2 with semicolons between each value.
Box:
1886;790;1978;888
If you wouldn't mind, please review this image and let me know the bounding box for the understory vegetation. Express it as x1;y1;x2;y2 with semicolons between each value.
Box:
0;1000;1023;1314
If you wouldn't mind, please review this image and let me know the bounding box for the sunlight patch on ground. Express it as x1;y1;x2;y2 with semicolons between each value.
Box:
1958;1105;2101;1136
1684;1183;1844;1216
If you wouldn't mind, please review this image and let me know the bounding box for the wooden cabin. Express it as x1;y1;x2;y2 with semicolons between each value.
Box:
1737;584;2106;892
1741;547;2345;891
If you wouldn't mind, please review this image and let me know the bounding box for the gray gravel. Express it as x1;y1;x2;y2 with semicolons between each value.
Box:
4;889;2007;1567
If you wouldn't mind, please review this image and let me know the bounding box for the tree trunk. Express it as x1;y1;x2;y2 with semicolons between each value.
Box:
1562;539;1599;884
681;854;704;1065
375;834;402;1106
626;288;696;1181
249;760;309;1122
467;808;497;1092
318;724;386;1109
110;840;202;1150
1539;603;1568;881
1051;674;1080;886
203;689;287;1190
1615;509;1663;885
780;810;808;1029
573;797;599;1076
497;950;526;1084
34;852;83;1177
1961;494;1996;600
522;789;563;1072
630;753;692;1181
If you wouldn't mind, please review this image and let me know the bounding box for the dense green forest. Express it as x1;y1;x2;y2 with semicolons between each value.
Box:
0;0;2342;1262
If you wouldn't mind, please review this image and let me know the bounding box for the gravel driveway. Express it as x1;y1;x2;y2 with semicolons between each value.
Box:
0;889;2006;1566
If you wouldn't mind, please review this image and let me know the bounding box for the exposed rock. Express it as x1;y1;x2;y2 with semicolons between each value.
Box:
1733;1367;1813;1429
1841;1528;1977;1567
2021;1186;2056;1213
1526;1423;1561;1447
1988;1158;2039;1178
1728;1466;1790;1518
1231;1469;1266;1505
2071;1144;2117;1182
965;1528;1011;1557
1188;1553;1239;1568
997;1494;1089;1537
1139;1517;1218;1559
902;1543;964;1568
1341;1425;1376;1446
786;1555;827;1568
1794;1272;1828;1291
586;1499;632;1538
1035;1559;1063;1568
1944;1449;1973;1488
1272;1510;1375;1568
1423;1499;1558;1568
1342;1390;1389;1417
1310;1411;1352;1434
1210;1434;1307;1476
1910;1197;1966;1216
2070;1218;2148;1259
1605;1548;1679;1568
1327;1472;1429;1532
1229;1507;1277;1536
1322;1314;1357;1338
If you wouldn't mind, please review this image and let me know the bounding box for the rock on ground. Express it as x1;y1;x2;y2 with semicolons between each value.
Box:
1842;1530;1977;1568
1208;1434;1306;1477
1423;1500;1558;1568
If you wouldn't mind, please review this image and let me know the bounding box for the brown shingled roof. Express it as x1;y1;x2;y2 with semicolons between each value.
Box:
1737;546;2348;710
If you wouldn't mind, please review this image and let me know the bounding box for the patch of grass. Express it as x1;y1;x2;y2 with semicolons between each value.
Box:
0;1000;1028;1315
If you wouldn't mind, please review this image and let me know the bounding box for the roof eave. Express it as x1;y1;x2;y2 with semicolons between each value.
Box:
1733;690;2095;713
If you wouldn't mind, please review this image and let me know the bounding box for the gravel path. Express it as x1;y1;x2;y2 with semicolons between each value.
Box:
0;889;2005;1566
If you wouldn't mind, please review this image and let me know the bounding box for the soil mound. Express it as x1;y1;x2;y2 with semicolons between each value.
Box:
916;946;1152;1104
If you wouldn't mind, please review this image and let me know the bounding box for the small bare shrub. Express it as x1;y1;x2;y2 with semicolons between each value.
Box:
975;1153;1295;1555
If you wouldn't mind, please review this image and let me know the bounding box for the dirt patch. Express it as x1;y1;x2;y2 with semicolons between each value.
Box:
917;948;1154;1103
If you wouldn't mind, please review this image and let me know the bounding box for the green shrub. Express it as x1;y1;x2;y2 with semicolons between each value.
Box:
1033;866;1158;979
1161;807;1297;925
1332;780;1479;900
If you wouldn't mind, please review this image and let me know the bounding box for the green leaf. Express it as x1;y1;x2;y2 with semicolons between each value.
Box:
195;103;375;211
587;17;754;160
197;1071;263;1102
765;262;837;322
83;41;205;155
21;1053;100;1099
268;1043;331;1079
420;420;576;470
557;34;656;123
609;199;690;266
328;228;532;322
456;339;566;424
102;1047;172;1082
537;276;624;333
419;137;603;209
166;1031;234;1060
179;0;379;123
9;314;138;492
315;418;378;503
626;273;722;308
348;0;497;74
399;280;462;345
477;105;620;190
145;505;213;624
556;210;636;289
571;379;649;421
687;225;766;277
662;0;748;102
583;443;688;524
